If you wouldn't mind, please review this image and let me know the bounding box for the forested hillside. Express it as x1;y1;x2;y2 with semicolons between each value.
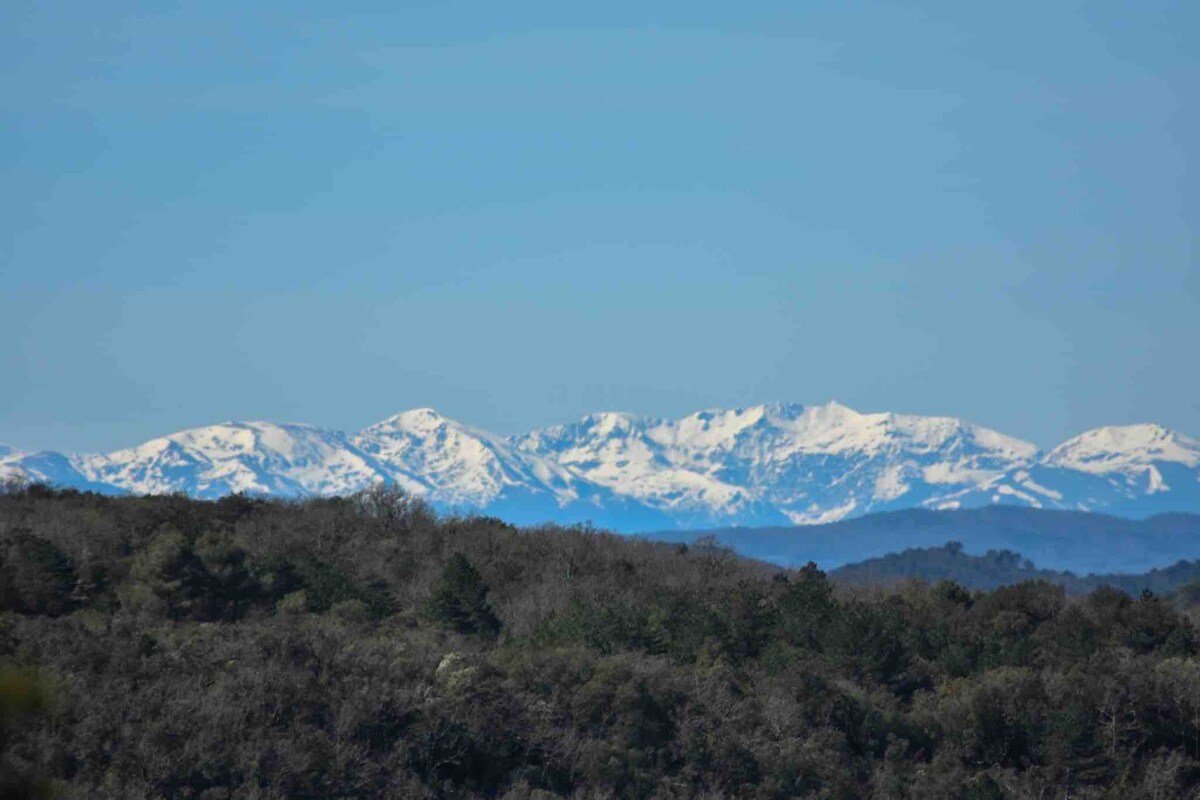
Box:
830;541;1200;596
3;485;1200;799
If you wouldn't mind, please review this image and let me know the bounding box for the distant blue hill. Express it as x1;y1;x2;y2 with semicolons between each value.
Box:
644;506;1200;576
827;541;1200;596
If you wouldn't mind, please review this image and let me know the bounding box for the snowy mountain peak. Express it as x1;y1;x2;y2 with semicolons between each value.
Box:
758;400;810;419
884;413;1040;460
515;412;654;453
366;408;455;435
123;420;343;462
682;402;1038;461
578;411;653;435
5;405;1198;529
1044;424;1200;474
352;408;585;510
67;420;382;499
0;444;26;484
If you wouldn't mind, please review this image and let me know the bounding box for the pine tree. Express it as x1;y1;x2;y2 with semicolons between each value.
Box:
424;553;501;636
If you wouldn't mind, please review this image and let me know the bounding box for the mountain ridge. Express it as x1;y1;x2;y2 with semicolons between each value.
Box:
646;505;1200;575
3;402;1198;529
826;538;1200;596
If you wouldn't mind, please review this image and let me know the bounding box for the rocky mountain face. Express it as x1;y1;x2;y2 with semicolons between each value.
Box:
3;403;1198;530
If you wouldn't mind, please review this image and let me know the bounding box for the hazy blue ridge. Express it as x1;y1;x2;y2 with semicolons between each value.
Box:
826;539;1200;597
645;506;1200;576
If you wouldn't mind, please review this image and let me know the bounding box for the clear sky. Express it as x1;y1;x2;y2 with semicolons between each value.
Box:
2;1;1197;453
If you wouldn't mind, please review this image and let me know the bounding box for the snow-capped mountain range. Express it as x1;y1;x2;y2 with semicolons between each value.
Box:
3;402;1198;531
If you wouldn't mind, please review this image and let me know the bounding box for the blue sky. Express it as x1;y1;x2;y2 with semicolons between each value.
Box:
2;1;1196;453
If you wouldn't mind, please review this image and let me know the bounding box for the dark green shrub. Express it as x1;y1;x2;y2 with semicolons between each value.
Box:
0;533;77;616
424;553;501;636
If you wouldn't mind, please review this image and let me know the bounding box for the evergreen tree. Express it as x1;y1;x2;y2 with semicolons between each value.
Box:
424;553;501;636
0;532;77;616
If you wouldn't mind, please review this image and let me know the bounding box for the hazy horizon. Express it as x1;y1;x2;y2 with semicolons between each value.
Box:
2;398;1197;457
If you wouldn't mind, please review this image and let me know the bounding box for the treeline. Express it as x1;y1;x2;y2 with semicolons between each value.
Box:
2;485;1200;799
831;541;1200;597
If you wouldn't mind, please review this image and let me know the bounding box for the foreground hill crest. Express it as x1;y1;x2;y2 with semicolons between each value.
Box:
3;401;1199;529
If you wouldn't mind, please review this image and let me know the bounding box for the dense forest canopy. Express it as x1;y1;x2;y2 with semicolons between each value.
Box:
3;485;1200;798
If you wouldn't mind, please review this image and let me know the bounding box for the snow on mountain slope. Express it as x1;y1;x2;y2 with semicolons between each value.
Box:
1;446;27;484
516;402;1040;525
1009;424;1200;516
512;411;766;522
353;408;582;507
2;448;124;494
351;409;686;529
6;405;1199;529
73;421;393;499
1044;424;1200;476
